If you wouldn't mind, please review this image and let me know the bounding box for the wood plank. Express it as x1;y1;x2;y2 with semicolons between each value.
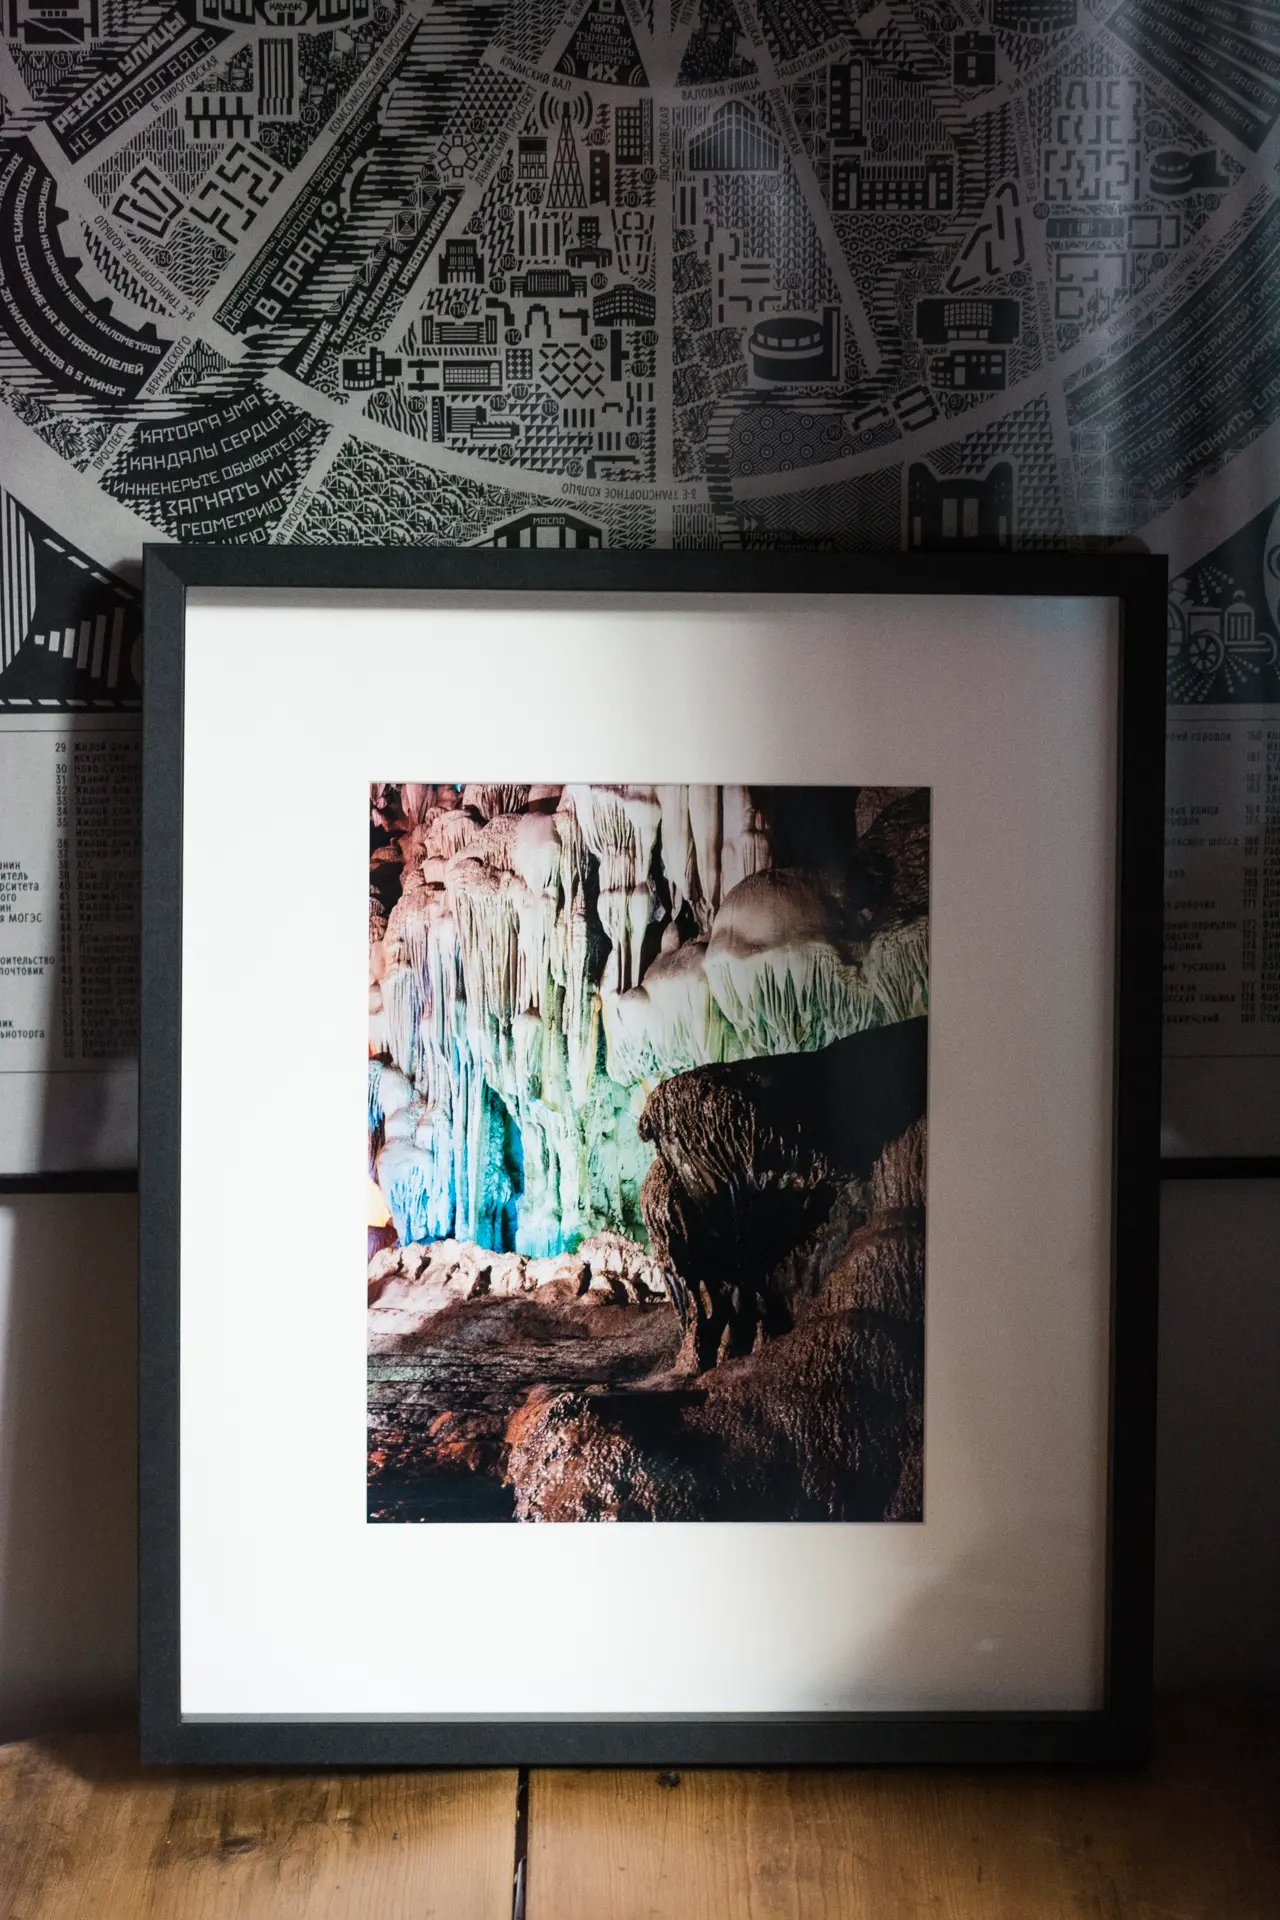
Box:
527;1700;1279;1920
0;1729;517;1920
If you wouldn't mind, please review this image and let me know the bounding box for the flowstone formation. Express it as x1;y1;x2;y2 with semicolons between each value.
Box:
368;782;930;1266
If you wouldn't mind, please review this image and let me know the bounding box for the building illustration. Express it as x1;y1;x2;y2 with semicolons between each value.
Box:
907;463;1014;549
478;511;603;548
915;298;1021;344
439;238;482;284
828;60;866;142
748;309;841;382
930;349;1008;391
832;154;954;213
592;284;656;327
687;101;781;174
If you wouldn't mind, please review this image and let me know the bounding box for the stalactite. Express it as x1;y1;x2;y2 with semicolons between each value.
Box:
560;784;661;895
510;809;562;897
447;859;521;1034
515;888;560;1020
368;975;390;1063
424;808;479;861
596;884;649;994
379;1136;451;1246
688;782;722;933
655;784;693;925
560;891;599;1106
720;784;772;896
399;782;437;823
463;781;531;821
381;963;421;1079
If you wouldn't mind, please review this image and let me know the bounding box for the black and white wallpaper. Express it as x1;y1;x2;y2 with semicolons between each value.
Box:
1;0;1277;701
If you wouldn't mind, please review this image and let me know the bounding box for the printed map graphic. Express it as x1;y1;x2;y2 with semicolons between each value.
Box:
3;0;1280;705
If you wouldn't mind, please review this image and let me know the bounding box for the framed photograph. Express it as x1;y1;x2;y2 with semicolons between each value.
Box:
140;546;1165;1766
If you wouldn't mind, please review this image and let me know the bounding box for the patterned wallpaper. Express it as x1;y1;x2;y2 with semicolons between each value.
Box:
1;0;1278;706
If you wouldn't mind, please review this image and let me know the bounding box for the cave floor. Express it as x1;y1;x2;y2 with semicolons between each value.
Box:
368;1294;683;1522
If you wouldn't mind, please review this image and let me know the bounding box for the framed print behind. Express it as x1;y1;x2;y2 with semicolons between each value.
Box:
140;546;1165;1767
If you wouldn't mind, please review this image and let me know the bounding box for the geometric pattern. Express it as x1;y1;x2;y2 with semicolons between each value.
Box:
0;487;140;709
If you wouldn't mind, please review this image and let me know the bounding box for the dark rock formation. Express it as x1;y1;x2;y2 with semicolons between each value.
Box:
857;786;931;924
822;1213;925;1320
503;1120;926;1522
640;1016;928;1367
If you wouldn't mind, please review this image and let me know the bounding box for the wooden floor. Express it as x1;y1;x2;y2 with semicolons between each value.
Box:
0;1701;1274;1918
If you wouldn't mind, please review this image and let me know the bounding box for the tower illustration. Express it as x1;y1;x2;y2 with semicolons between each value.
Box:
546;114;586;210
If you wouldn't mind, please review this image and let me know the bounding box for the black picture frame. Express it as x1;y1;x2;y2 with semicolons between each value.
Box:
140;543;1165;1767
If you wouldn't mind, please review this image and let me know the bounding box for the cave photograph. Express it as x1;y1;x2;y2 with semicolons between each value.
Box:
367;781;930;1524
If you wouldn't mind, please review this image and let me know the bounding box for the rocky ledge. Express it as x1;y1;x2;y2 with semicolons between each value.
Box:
368;1230;671;1352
